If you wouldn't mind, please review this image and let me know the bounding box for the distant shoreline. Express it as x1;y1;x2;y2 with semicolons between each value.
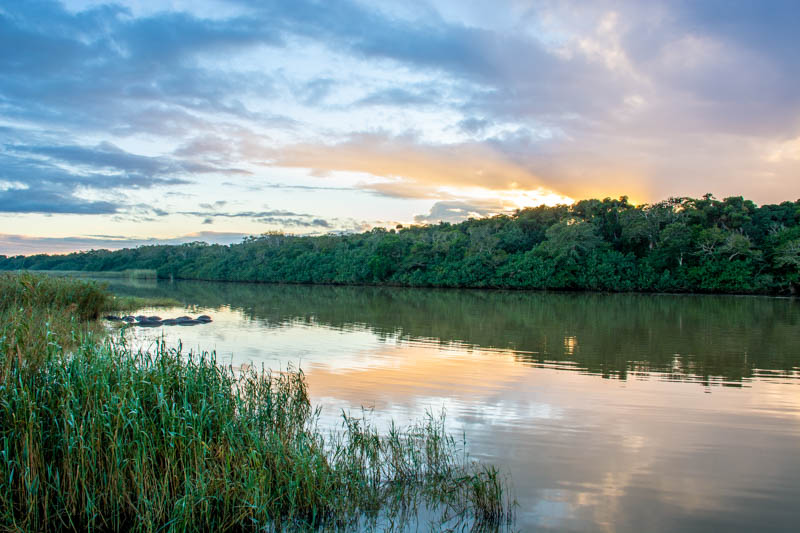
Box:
12;267;799;299
3;195;799;297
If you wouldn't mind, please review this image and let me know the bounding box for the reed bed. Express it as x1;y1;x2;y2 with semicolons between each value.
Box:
0;272;112;320
0;273;513;531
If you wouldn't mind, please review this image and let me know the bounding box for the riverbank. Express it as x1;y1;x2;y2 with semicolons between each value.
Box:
3;195;798;295
0;273;512;531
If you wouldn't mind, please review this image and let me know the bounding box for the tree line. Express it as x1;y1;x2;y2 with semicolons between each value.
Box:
3;194;799;294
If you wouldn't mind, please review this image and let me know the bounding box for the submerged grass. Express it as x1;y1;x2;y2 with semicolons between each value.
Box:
0;273;513;531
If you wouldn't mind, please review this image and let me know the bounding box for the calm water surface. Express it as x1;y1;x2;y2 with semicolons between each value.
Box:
106;278;800;532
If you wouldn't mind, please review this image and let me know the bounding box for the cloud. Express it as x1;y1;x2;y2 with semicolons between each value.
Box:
179;209;310;218
0;135;201;213
0;1;283;130
256;183;354;192
261;130;641;200
0;189;119;215
298;77;338;105
256;216;331;228
266;131;549;192
20;141;233;175
0;0;798;238
414;199;511;223
457;117;493;136
354;87;442;107
175;208;337;230
0;231;250;256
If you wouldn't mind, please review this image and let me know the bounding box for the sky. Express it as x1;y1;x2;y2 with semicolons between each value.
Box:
1;0;799;255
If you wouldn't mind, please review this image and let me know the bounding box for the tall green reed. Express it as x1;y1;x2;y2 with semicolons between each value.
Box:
0;272;513;531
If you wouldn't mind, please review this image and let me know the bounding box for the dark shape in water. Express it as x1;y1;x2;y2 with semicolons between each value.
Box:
161;319;178;326
147;316;162;321
122;316;135;323
175;316;193;322
196;315;212;323
137;320;162;327
177;319;200;326
135;315;146;321
104;315;120;321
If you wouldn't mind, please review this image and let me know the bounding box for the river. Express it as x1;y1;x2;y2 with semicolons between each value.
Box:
104;278;800;532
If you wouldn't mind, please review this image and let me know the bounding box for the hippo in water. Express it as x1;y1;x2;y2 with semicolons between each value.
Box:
104;315;121;321
137;320;163;328
196;315;212;323
177;319;201;326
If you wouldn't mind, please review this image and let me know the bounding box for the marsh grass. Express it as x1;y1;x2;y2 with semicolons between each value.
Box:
0;272;112;320
0;273;111;379
0;273;513;531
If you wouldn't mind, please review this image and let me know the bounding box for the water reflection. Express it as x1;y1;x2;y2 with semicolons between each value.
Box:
103;279;800;532
107;280;800;384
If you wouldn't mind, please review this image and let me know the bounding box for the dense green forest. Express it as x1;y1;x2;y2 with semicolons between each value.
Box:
3;195;800;294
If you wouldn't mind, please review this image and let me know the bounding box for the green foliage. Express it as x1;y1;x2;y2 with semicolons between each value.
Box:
3;194;800;294
0;271;112;320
